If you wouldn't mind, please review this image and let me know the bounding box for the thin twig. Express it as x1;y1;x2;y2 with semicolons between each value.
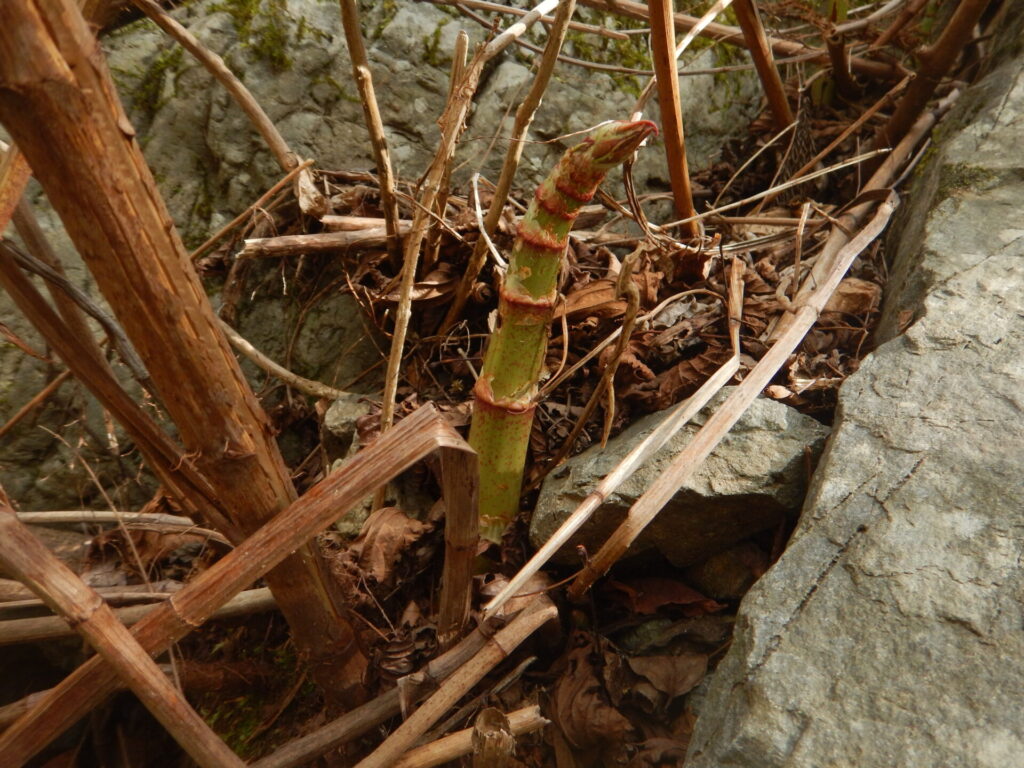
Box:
0;369;72;440
339;0;402;265
218;318;348;400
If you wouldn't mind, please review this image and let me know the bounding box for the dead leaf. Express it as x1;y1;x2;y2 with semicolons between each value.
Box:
823;277;881;316
626;653;708;699
604;577;724;616
552;644;634;753
351;507;432;584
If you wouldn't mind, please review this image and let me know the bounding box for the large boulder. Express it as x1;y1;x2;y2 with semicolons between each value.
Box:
686;39;1024;768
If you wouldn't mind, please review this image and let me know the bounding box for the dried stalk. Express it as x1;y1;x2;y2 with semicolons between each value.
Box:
377;0;560;503
253;614;502;768
436;438;480;647
240;221;414;257
0;0;367;702
0;588;274;647
0;503;244;768
0;142;31;230
441;0;577;333
649;0;700;234
339;0;401;264
568;192;899;597
322;214;408;231
432;0;624;39
732;0;795;131
0;404;473;765
354;596;558;768
425;31;469;274
825;29;860;100
190;158;314;261
390;705;544;768
0;245;241;544
871;0;930;50
870;0;988;161
483;355;738;619
128;0;326;216
578;0;901;79
217;318;348;400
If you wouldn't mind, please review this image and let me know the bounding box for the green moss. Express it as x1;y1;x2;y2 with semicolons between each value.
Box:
369;0;398;40
422;20;450;68
936;163;997;203
131;45;183;119
212;0;293;71
312;73;362;103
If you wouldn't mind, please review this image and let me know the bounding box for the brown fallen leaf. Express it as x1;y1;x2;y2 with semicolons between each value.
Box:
823;277;881;316
626;653;708;700
350;506;432;584
604;577;725;616
552;642;635;754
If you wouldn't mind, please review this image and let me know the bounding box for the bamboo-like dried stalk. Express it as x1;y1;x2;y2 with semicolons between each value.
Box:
436;439;480;647
441;0;578;334
482;355;738;619
321;214;409;232
870;0;988;161
128;0;326;216
377;0;560;505
0;0;366;702
578;0;901;79
252;614;501;768
469;708;515;768
649;0;700;233
353;597;558;768
825;29;860;100
240;221;414;258
0;404;473;765
0;503;245;768
339;0;401;264
0;578;180;604
871;0;930;50
0;588;275;647
471;120;657;543
732;0;795;131
388;706;544;768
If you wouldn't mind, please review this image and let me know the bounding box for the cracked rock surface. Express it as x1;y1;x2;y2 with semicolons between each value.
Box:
530;390;829;568
686;39;1024;768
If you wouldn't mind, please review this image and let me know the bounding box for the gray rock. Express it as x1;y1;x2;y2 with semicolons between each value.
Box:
686;48;1024;768
322;391;372;458
529;391;829;567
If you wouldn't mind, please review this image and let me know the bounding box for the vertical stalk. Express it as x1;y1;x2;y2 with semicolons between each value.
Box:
470;120;657;542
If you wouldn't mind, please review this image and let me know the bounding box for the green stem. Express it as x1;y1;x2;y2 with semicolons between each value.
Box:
470;120;658;542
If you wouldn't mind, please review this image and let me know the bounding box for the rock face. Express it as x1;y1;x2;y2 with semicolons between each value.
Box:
686;45;1024;768
529;391;830;568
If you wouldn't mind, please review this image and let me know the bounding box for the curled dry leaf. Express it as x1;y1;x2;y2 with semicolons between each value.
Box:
350;506;432;584
822;277;881;316
552;643;635;753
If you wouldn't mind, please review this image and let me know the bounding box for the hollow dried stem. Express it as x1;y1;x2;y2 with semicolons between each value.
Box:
733;0;795;130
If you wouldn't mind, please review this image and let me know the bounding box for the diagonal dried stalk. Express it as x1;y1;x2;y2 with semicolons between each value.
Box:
732;0;795;131
437;437;480;647
568;191;900;597
648;0;700;234
128;0;327;216
0;144;31;233
0;404;474;765
339;0;402;265
0;369;72;441
377;0;560;498
565;94;957;598
354;596;558;768
0;0;363;703
0;503;244;768
441;0;578;334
